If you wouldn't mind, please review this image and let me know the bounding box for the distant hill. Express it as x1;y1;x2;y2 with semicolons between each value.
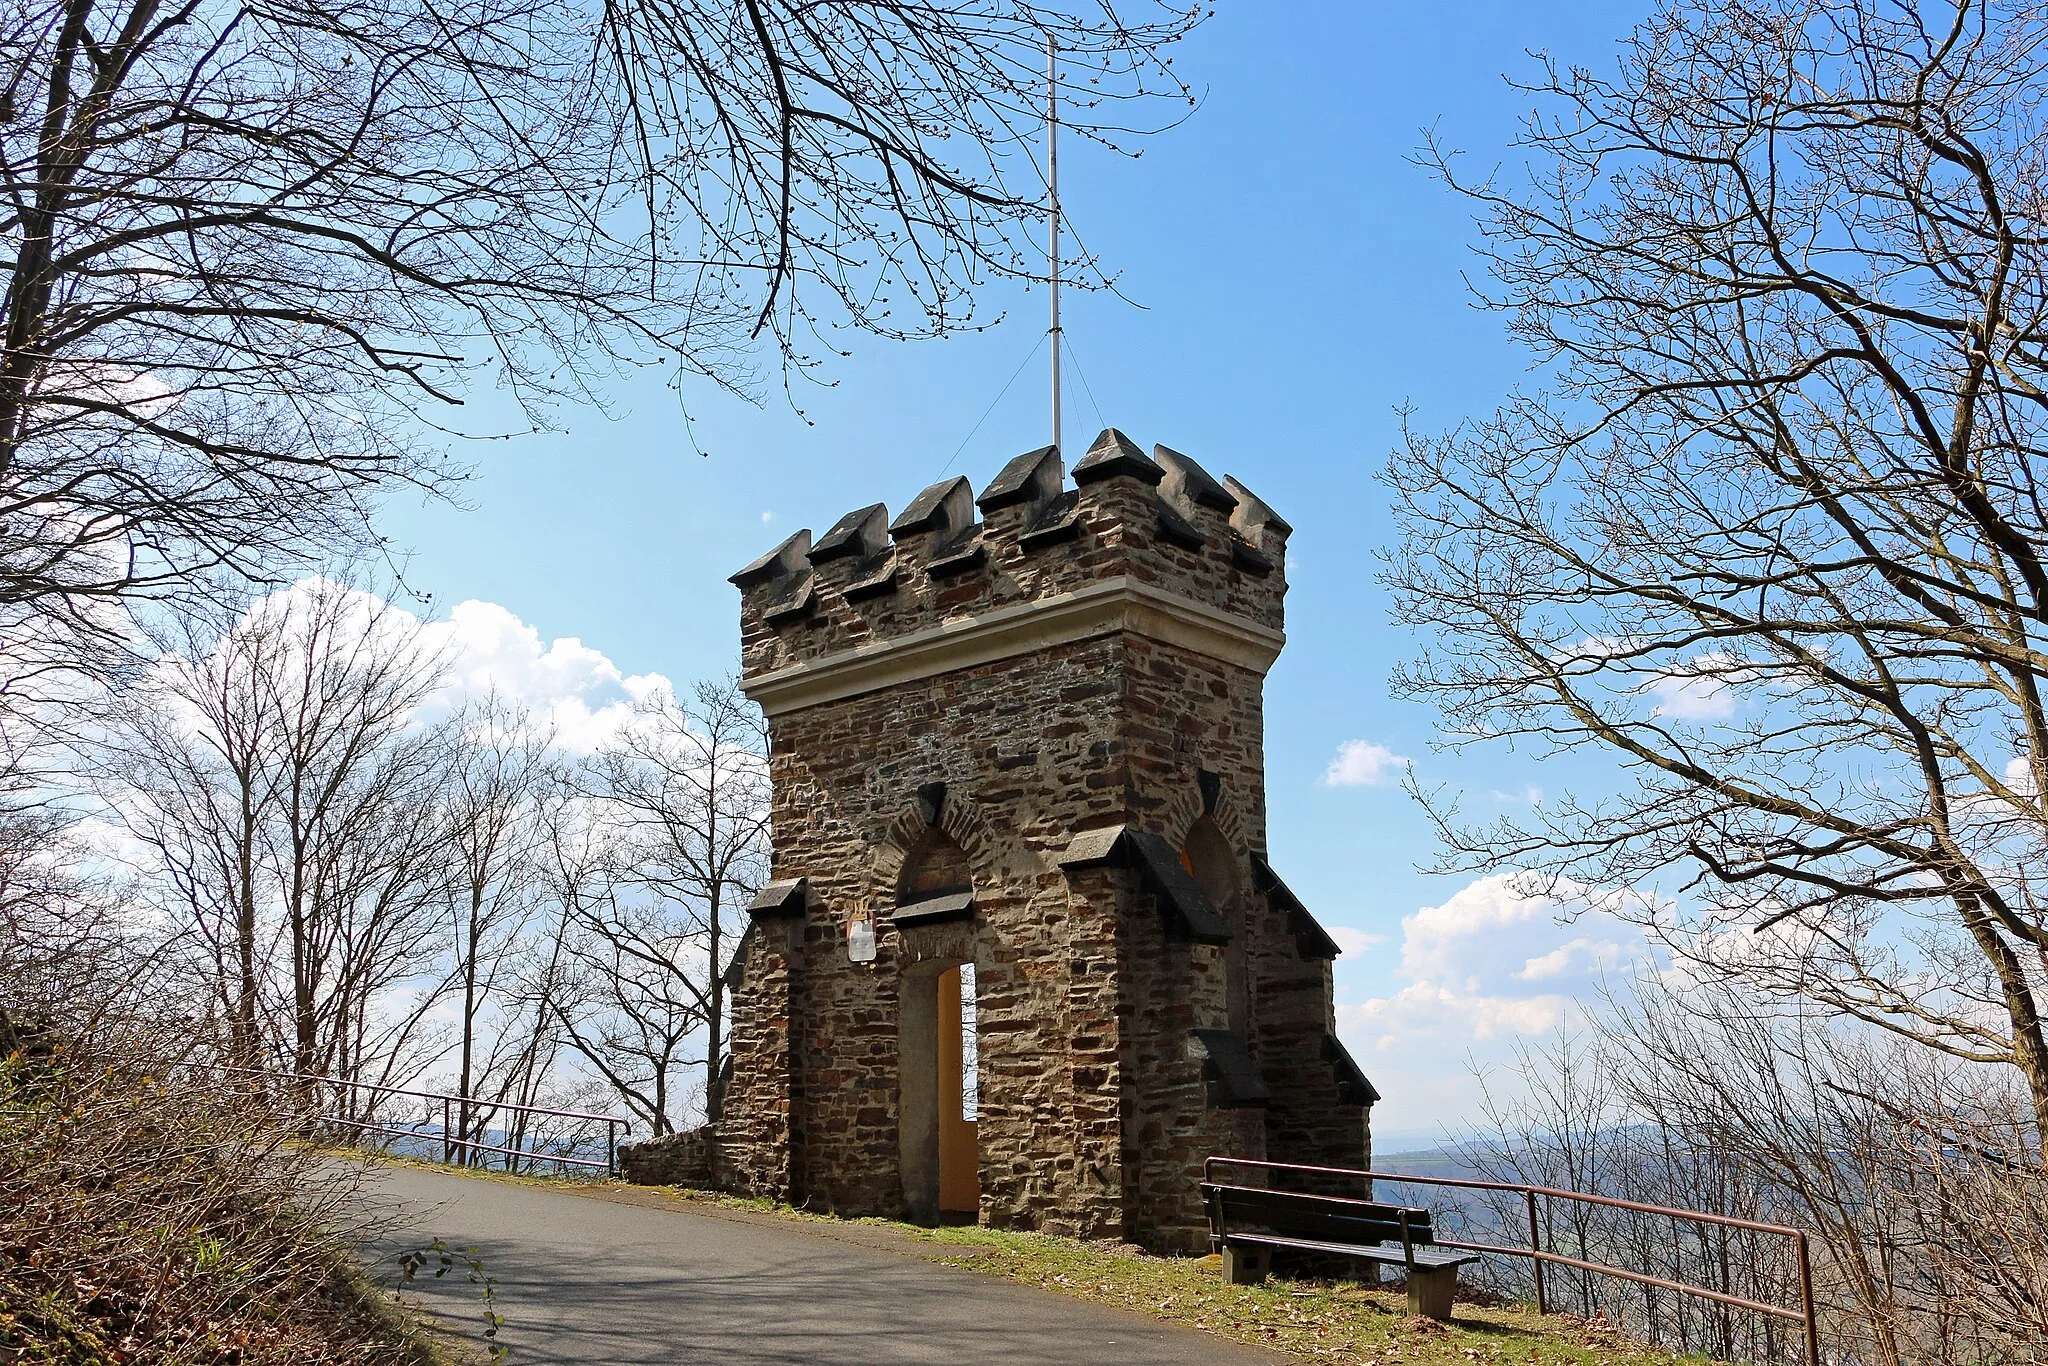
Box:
1374;1149;1487;1181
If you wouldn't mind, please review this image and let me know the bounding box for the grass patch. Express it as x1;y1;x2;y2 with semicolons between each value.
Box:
638;1180;1702;1365
353;1159;1707;1365
909;1223;1704;1366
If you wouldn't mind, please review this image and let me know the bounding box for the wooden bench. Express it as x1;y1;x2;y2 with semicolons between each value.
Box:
1200;1181;1484;1320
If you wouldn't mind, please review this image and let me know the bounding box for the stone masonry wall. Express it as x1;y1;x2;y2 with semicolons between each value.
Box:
721;429;1371;1249
719;915;797;1201
758;632;1129;1228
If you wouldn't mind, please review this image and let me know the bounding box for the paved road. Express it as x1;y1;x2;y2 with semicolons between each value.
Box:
354;1165;1288;1365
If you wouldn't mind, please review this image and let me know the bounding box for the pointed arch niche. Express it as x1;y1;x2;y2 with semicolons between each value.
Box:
1181;816;1249;1036
895;827;980;1224
899;827;973;903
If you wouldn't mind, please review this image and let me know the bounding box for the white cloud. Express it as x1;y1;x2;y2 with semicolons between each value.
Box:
1648;674;1735;720
161;580;674;758
426;599;670;754
1394;873;1655;994
1321;739;1411;788
1571;640;1753;722
1645;651;1747;720
1516;935;1629;981
1327;926;1385;956
1342;983;1575;1048
2006;754;2036;797
760;510;774;524
1490;785;1543;805
1337;872;1661;1132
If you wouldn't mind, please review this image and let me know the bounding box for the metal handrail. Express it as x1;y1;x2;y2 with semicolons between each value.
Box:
1203;1156;1820;1366
318;1115;615;1171
193;1063;631;1175
206;1064;623;1125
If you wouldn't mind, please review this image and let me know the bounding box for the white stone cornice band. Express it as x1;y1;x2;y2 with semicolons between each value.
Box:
741;576;1285;717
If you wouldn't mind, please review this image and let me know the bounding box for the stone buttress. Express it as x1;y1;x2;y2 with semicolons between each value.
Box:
719;430;1376;1251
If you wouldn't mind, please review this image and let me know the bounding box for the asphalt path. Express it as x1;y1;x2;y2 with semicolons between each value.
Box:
353;1164;1290;1365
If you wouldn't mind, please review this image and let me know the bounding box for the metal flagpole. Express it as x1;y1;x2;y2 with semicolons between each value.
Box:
1047;35;1062;457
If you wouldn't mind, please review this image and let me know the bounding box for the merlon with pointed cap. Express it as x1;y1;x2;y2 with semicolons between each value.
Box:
810;504;890;563
976;444;1064;512
729;529;812;587
1224;474;1292;541
889;476;975;536
1072;428;1164;486
1155;444;1239;515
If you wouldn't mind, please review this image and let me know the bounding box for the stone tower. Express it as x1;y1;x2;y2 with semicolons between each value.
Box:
719;429;1374;1251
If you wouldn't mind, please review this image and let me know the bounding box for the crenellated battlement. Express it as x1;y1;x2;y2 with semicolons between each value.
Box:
731;428;1290;711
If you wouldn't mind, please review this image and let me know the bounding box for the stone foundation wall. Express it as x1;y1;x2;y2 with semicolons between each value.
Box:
619;1126;718;1188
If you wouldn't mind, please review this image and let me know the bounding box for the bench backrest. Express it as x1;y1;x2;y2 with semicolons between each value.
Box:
1201;1182;1435;1249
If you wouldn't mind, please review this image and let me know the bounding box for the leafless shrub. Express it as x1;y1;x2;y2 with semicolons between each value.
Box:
1462;987;2048;1366
1452;1029;1807;1364
0;994;424;1362
1899;1108;2048;1361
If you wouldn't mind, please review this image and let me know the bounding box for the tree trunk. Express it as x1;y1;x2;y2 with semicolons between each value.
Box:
458;890;481;1166
235;813;258;1063
707;880;724;1124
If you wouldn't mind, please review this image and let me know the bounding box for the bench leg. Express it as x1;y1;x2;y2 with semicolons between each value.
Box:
1406;1265;1458;1320
1221;1244;1269;1285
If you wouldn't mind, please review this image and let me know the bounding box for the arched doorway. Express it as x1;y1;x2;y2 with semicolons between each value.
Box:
895;831;979;1224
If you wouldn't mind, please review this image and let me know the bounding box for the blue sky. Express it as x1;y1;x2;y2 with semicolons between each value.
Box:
378;1;1654;1145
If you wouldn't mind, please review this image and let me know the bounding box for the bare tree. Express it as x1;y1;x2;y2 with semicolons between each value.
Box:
536;785;701;1136
120;602;284;1060
488;891;585;1166
0;0;1200;663
258;580;448;1081
1389;0;2048;1155
586;679;768;1124
0;805;149;1025
116;578;452;1085
313;739;453;1092
436;691;553;1159
554;889;710;1137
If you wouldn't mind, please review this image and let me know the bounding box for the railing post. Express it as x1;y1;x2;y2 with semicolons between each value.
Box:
608;1120;619;1177
1795;1229;1820;1366
1526;1188;1547;1316
442;1097;452;1164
